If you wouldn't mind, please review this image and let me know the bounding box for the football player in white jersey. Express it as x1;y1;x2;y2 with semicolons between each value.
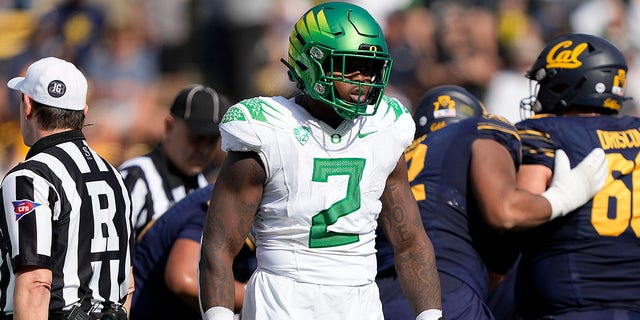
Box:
198;2;442;320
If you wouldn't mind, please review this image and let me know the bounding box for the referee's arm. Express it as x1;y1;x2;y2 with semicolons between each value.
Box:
124;267;134;319
14;266;52;320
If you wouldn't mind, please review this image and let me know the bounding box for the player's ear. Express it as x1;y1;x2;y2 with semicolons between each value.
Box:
23;94;33;118
165;115;175;132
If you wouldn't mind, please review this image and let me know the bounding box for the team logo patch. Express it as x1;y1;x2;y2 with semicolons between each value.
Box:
12;200;41;221
48;80;66;98
294;126;310;145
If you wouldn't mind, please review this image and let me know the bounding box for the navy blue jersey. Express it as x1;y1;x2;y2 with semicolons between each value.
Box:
516;114;640;317
408;115;520;295
131;184;257;319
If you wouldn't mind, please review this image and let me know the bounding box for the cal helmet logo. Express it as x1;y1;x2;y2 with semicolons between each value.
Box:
48;80;66;98
433;95;457;119
12;200;41;221
546;40;588;69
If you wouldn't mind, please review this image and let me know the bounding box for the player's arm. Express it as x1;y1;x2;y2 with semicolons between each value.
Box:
14;266;52;320
378;156;442;319
166;238;247;312
471;139;552;230
516;164;551;194
168;238;203;308
198;151;264;319
471;139;607;230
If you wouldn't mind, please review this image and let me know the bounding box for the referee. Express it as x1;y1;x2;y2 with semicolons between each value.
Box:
118;84;229;238
0;57;133;319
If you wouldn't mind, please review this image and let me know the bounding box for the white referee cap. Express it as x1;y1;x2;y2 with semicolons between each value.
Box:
7;56;88;111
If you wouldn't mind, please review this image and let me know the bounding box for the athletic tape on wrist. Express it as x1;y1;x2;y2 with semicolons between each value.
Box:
203;306;234;320
416;308;443;320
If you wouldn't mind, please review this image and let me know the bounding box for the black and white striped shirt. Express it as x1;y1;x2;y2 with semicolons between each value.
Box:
118;144;208;237
0;130;133;314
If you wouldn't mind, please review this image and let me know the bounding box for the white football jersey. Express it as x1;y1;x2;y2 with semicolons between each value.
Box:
219;95;415;286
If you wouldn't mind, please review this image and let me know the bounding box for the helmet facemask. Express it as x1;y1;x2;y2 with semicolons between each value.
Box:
316;50;392;119
519;79;540;120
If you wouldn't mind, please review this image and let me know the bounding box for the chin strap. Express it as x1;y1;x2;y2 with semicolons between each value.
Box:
280;58;305;91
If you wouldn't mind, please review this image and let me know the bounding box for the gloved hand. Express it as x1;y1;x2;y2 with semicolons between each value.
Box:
542;148;608;220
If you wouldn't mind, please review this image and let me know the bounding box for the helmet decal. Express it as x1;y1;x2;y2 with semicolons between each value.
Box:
433;95;457;119
545;40;587;69
413;85;485;138
603;98;621;111
613;69;626;96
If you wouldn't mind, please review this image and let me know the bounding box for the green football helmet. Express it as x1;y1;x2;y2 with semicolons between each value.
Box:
284;2;393;120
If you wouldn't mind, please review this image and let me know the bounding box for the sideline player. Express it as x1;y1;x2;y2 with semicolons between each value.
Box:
131;184;256;319
515;33;640;319
119;84;229;237
198;2;442;320
0;57;133;319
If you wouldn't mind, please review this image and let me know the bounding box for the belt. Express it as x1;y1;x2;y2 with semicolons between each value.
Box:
48;308;127;320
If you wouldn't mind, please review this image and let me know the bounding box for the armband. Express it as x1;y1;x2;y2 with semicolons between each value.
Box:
416;309;443;320
203;306;234;320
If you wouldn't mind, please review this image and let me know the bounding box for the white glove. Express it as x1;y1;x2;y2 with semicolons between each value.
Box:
416;309;443;320
542;148;608;220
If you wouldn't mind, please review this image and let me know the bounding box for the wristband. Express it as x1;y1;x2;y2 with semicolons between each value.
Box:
203;306;234;320
541;189;564;221
416;309;443;320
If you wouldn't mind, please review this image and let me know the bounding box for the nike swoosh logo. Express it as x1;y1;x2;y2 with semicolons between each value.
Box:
357;131;377;138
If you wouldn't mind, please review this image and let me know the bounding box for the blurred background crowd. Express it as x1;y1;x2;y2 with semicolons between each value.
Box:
0;0;639;176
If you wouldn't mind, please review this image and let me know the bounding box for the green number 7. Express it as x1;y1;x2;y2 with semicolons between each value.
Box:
309;158;366;248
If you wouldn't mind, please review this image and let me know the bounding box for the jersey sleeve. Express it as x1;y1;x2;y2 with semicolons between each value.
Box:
2;164;56;270
477;115;522;167
219;98;267;153
379;95;415;149
118;163;151;232
516;116;557;169
174;185;212;242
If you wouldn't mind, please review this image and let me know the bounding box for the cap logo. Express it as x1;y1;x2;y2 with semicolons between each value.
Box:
432;94;457;119
546;40;587;69
48;80;66;98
